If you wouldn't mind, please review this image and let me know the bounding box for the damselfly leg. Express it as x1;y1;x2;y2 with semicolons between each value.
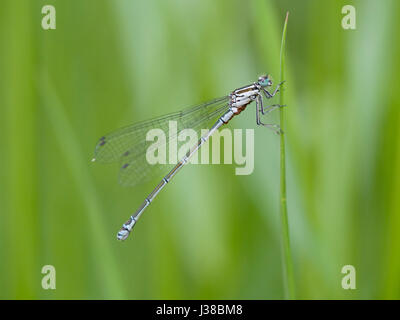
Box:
261;104;286;115
262;80;285;99
256;95;284;135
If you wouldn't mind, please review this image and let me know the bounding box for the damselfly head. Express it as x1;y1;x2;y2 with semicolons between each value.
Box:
258;74;273;87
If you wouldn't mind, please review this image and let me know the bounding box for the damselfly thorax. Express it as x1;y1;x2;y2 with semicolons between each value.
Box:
92;74;285;241
229;83;263;116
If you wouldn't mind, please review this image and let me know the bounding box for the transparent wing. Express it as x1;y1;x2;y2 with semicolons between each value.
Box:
93;96;230;186
118;103;229;186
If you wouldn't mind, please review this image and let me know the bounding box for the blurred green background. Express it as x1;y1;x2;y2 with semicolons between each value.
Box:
0;0;399;299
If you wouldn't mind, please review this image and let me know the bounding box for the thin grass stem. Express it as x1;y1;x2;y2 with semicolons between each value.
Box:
279;11;295;299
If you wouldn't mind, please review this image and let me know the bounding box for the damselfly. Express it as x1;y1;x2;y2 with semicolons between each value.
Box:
92;74;284;241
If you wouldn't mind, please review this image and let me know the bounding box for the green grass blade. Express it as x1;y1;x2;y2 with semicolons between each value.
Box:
279;12;295;300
